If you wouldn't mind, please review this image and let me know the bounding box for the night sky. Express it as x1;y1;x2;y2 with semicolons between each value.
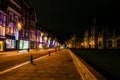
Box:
28;0;120;43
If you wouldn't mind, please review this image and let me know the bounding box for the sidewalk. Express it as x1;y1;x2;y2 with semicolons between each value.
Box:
0;50;29;57
0;49;55;57
0;49;81;80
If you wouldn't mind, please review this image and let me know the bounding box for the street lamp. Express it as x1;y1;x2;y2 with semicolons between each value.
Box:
17;22;22;30
16;22;22;52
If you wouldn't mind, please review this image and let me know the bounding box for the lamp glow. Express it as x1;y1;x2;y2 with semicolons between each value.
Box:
17;22;22;30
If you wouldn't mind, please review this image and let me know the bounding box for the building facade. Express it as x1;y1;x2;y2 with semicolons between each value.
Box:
0;0;60;52
0;0;37;51
83;17;120;49
0;0;7;51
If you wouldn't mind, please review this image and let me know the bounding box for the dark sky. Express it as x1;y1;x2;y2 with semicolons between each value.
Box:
28;0;120;43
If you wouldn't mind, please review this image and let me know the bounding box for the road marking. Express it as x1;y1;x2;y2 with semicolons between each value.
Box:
0;54;49;75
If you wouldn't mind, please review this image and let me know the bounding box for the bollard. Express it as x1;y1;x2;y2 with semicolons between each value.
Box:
30;55;33;63
48;51;50;56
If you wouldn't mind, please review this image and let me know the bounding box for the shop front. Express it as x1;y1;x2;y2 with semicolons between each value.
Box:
38;36;43;49
19;40;28;51
6;39;16;50
0;41;4;51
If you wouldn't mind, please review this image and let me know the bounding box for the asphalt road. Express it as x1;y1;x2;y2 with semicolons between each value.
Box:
0;49;55;72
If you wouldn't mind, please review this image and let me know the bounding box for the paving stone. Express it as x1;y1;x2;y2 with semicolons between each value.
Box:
33;77;55;80
14;72;27;77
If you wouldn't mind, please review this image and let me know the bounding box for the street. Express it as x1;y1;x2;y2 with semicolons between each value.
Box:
0;49;55;72
0;49;81;80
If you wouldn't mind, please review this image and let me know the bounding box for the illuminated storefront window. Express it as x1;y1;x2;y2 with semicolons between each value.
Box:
0;41;4;51
19;40;28;49
39;36;43;48
6;39;16;49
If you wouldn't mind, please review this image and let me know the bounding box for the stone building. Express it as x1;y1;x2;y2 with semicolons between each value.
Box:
83;17;120;49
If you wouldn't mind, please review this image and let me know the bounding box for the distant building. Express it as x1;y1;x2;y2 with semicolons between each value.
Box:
65;34;82;48
83;17;120;49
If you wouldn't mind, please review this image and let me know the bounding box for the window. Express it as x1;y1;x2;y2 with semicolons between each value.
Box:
15;16;19;22
3;15;6;26
2;27;5;36
8;22;14;35
9;13;13;21
0;13;6;26
0;25;5;36
6;39;15;49
0;13;3;25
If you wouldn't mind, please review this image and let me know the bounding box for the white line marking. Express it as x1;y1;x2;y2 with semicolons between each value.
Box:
0;54;49;75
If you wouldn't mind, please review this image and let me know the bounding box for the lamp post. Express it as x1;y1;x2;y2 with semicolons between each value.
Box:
17;22;22;52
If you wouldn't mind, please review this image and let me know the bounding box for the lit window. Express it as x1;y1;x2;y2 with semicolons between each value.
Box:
8;22;14;35
3;15;6;26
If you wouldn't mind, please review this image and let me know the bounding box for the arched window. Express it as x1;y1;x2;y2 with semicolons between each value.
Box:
107;40;112;48
99;41;102;47
117;39;120;48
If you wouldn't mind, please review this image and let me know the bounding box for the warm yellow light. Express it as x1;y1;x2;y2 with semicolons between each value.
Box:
44;36;47;41
99;38;102;41
0;41;3;51
89;41;92;45
41;32;43;36
92;41;95;44
17;22;22;30
81;43;84;45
